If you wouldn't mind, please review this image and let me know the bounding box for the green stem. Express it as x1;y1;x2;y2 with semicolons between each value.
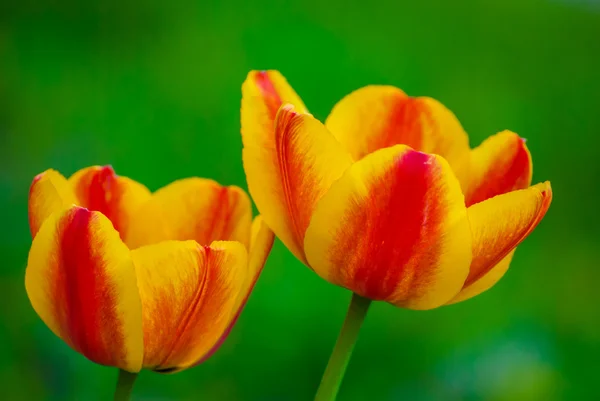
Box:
314;293;371;401
113;369;138;401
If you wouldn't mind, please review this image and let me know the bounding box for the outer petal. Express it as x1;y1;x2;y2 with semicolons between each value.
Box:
448;251;514;304
192;216;275;367
304;145;472;310
325;86;471;183
25;206;143;372
28;169;78;237
125;178;252;249
68;166;152;237
449;182;552;303
132;240;248;372
241;70;308;149
243;105;353;263
464;131;532;206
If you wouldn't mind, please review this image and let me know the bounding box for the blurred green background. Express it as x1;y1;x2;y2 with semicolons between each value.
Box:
1;0;598;400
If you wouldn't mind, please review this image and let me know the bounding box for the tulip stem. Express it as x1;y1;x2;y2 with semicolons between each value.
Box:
314;292;371;401
113;369;138;401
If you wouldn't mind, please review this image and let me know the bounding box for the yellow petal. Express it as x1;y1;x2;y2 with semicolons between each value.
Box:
125;178;252;249
243;105;353;263
448;251;514;304
132;240;248;372
451;182;552;303
304;145;472;310
68;165;152;238
241;70;308;149
191;215;275;367
25;206;143;372
464;131;532;206
28;169;78;237
325;86;471;182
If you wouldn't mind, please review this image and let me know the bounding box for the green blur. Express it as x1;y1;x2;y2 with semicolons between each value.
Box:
1;0;598;400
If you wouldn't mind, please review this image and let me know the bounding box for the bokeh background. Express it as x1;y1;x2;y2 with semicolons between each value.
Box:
1;0;599;400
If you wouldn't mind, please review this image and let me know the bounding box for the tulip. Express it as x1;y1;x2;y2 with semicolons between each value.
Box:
26;166;273;400
240;70;552;400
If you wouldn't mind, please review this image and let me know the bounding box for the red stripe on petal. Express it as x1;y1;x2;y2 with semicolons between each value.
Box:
350;151;445;300
375;98;426;154
254;71;283;121
57;208;127;364
73;166;124;230
26;206;143;371
466;132;532;206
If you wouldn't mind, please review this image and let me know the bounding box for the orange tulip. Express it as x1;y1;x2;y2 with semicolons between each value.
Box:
26;166;273;374
241;70;551;310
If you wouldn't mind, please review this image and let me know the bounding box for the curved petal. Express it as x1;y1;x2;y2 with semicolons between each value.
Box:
241;70;308;149
325;86;471;183
304;145;472;310
25;206;143;372
132;240;248;372
454;182;552;302
191;216;275;367
464;131;532;206
28;169;78;238
448;251;514;304
125;178;252;249
243;105;353;263
68;166;152;238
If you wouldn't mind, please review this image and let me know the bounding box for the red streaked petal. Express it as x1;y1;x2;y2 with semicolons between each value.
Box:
192;215;275;367
325;86;471;182
68;166;152;237
28;169;78;238
132;240;248;372
452;182;552;303
465;131;532;206
304;145;472;310
25;206;143;372
241;70;308;148
243;105;353;263
125;178;252;249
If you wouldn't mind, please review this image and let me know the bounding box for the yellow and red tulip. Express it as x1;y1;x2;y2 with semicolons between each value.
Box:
26;166;274;373
241;70;552;310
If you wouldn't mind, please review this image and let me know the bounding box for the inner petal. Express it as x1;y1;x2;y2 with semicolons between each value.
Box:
125;178;252;250
325;86;471;184
68;166;152;239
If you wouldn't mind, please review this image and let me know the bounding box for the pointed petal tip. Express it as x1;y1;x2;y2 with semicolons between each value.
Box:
101;164;116;174
32;172;44;184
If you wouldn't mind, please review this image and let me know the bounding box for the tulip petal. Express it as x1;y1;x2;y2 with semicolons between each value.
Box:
28;169;78;237
125;178;252;249
241;70;308;149
243;105;353;263
192;216;275;367
304;145;472;310
68;166;152;238
132;240;248;372
454;182;552;300
448;251;514;304
325;86;471;183
25;206;143;372
464;131;532;206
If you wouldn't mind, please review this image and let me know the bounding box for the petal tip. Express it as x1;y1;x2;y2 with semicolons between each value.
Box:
535;181;552;197
101;164;116;174
32;173;44;184
540;181;553;201
32;168;59;184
